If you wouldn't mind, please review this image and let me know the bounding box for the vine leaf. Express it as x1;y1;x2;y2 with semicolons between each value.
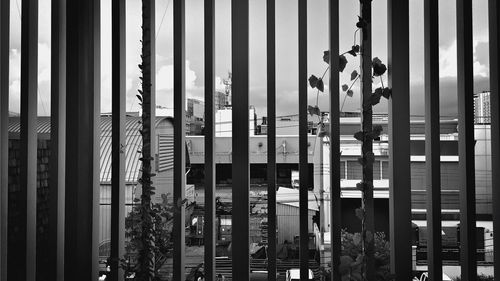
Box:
323;50;330;64
382;87;392;99
309;75;319;88
372;125;383;139
316;79;324;92
372;57;387;76
356;16;367;29
352;44;360;53
307;105;321;116
356;182;366;191
350;70;359;81
354;131;364;141
371;87;383;105
342;84;349;92
355;208;365;221
136;94;143;102
353;232;362;246
347;90;354;97
339;55;348;72
347;49;357;57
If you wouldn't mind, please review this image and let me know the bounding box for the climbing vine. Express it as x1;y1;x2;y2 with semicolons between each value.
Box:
308;12;393;281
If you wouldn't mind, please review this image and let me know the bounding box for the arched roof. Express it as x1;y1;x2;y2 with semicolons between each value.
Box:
8;116;173;183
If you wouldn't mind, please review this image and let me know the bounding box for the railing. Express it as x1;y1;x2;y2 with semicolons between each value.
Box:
0;0;499;281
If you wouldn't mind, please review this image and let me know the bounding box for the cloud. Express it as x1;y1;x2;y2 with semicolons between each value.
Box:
156;60;198;91
439;40;490;78
8;43;52;115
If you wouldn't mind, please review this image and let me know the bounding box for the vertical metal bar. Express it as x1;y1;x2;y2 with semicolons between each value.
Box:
173;0;186;279
488;0;500;277
456;0;477;279
110;0;126;280
232;0;250;279
359;0;375;279
92;1;101;279
19;0;39;280
0;0;10;280
49;0;66;280
328;0;341;280
149;2;156;174
423;0;442;279
204;0;216;280
298;0;309;280
266;0;277;280
387;0;412;280
460;0;481;277
65;0;100;280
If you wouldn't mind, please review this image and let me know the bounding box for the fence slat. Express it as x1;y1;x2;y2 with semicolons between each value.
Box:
424;0;442;279
49;0;66;280
298;0;309;280
204;0;216;280
488;0;500;277
65;1;100;280
19;0;39;280
110;0;126;280
173;0;186;279
232;0;250;279
266;0;277;280
0;0;10;280
456;0;477;279
387;0;412;280
328;0;341;280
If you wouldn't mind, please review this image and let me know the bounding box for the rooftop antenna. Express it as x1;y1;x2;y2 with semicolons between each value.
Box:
222;71;232;107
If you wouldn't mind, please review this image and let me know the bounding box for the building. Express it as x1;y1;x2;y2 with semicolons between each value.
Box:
215;106;258;136
7;115;175;262
474;91;491;124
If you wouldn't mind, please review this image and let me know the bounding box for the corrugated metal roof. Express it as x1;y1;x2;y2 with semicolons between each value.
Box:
8;116;172;183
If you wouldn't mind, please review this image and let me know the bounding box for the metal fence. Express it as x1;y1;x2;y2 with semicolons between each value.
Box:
0;0;499;281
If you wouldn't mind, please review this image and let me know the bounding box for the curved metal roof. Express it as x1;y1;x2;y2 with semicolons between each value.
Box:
8;116;172;183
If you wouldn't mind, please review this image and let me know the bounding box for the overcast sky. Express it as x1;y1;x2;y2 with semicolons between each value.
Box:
7;0;491;119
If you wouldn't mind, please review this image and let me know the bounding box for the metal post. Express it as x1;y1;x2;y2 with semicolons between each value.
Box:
387;0;412;280
328;0;341;280
110;0;126;280
204;0;216;280
298;0;309;280
173;0;186;279
488;0;500;277
0;0;10;280
203;0;216;281
49;0;66;280
266;1;277;280
456;0;477;279
424;0;442;280
19;0;38;280
65;1;100;280
232;0;250;279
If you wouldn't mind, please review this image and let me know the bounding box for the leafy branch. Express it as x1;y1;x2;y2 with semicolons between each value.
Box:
308;10;394;281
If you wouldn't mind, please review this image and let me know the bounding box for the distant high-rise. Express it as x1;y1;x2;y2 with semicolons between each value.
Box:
214;91;228;109
474;91;491;124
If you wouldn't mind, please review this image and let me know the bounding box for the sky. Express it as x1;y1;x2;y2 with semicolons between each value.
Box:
7;0;491;120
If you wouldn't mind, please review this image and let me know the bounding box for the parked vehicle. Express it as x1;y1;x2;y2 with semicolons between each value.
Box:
250;270;279;281
413;272;452;281
285;269;314;281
